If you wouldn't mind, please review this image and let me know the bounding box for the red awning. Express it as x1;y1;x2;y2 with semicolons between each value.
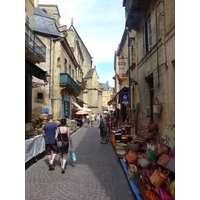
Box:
108;93;118;106
107;86;129;106
116;73;122;85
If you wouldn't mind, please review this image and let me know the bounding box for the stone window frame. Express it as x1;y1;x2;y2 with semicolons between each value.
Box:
37;92;44;101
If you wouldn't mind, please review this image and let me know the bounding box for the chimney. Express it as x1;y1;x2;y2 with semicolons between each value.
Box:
106;81;109;85
71;18;73;26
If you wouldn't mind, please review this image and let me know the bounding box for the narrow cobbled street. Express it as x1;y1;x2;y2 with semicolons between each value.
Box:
25;123;136;200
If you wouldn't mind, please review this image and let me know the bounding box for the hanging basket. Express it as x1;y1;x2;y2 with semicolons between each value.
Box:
153;97;162;114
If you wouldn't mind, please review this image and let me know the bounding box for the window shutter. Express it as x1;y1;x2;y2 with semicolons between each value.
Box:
147;18;152;51
25;12;30;38
143;22;147;55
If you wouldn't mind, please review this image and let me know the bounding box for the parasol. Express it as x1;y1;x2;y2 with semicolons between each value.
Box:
75;110;88;115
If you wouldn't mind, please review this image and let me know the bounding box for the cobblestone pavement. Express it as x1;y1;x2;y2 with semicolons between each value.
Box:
25;122;136;200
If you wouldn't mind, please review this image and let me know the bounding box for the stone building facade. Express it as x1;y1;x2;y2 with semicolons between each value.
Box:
30;3;103;119
25;0;47;126
100;82;114;111
114;0;175;138
67;25;103;114
31;6;82;119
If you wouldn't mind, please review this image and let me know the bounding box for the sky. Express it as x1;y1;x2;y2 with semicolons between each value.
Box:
38;0;126;87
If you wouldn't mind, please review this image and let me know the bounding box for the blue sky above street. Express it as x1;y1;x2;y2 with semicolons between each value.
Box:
38;0;125;87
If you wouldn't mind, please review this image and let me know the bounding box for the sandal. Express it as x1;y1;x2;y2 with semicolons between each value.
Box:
61;167;65;174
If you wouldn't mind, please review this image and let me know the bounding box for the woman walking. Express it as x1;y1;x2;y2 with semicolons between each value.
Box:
97;113;100;125
55;118;73;173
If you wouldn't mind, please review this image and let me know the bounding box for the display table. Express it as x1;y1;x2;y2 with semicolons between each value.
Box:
25;134;45;163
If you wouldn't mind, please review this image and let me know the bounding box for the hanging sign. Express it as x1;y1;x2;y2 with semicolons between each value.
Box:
119;61;125;66
122;92;129;104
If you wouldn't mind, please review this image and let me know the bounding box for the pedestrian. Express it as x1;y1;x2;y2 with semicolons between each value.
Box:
90;112;95;127
86;114;90;128
55;118;73;174
114;115;117;127
104;114;110;142
99;115;106;144
42;114;58;170
95;112;97;122
97;113;100;125
82;116;85;127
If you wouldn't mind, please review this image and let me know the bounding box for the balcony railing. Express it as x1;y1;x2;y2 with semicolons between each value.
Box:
25;23;46;62
60;73;81;94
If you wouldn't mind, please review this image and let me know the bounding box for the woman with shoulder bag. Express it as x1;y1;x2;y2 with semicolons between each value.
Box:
55;118;73;174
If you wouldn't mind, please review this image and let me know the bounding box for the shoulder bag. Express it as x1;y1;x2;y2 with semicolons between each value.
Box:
59;127;69;150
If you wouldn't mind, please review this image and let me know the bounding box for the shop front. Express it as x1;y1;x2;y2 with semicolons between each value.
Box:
62;95;70;119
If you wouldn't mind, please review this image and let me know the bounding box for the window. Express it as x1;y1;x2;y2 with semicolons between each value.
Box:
144;17;152;54
64;59;67;72
147;18;152;51
42;9;47;13
69;65;71;76
72;69;74;79
131;45;134;65
25;12;30;26
37;93;43;100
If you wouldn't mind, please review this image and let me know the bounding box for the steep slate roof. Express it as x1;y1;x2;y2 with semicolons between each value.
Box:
33;7;60;37
100;83;110;90
84;68;95;79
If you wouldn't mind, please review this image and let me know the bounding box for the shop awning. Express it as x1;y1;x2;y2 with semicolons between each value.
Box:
25;59;47;81
107;86;129;106
72;101;82;110
76;97;87;105
72;101;92;112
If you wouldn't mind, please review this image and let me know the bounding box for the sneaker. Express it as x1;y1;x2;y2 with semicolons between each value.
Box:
48;163;55;170
102;142;107;144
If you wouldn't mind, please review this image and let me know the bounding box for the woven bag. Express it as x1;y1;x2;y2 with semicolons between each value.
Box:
150;168;166;187
166;157;175;173
138;157;150;168
146;149;158;161
144;190;160;200
125;150;139;164
154;185;175;200
147;122;158;132
128;164;137;180
127;141;139;151
155;141;171;156
170;180;175;198
157;154;171;168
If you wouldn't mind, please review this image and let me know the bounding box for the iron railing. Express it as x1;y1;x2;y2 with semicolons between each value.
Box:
25;23;46;61
60;73;81;94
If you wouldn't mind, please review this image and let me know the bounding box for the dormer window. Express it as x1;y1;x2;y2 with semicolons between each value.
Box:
42;9;47;13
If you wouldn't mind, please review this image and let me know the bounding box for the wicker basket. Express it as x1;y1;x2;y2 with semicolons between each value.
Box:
134;137;147;144
127;141;140;151
141;131;154;139
147;123;158;132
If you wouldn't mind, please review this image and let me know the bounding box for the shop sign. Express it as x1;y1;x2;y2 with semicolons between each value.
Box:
122;92;128;104
119;61;125;66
